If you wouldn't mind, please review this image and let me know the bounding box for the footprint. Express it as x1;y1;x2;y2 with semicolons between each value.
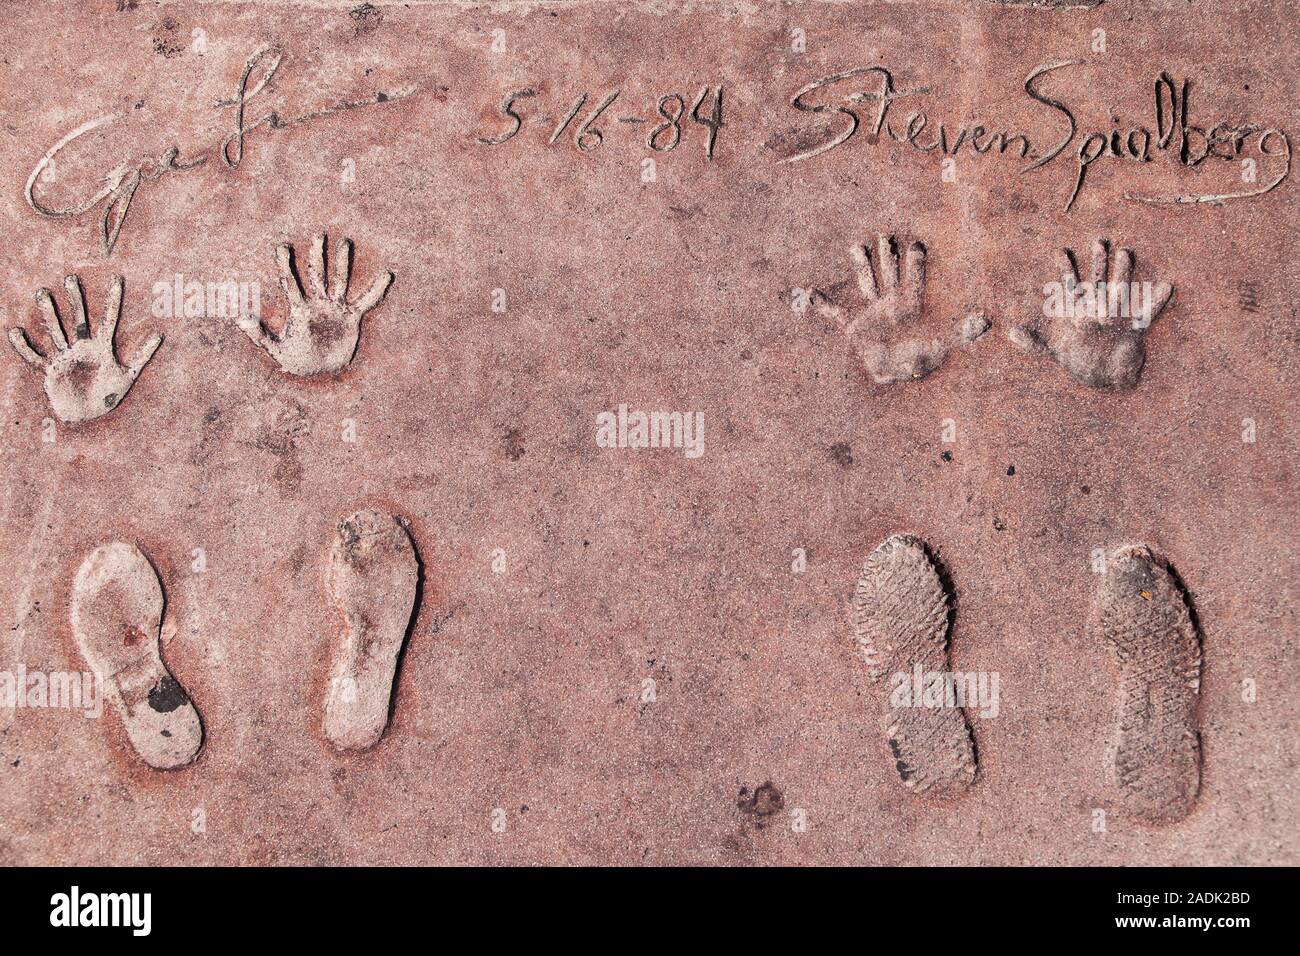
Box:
71;543;203;770
852;534;977;796
324;509;420;751
1093;544;1201;823
812;234;989;385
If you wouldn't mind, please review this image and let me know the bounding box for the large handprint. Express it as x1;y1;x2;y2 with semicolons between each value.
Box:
239;234;394;376
7;275;162;424
813;235;989;384
1008;239;1173;390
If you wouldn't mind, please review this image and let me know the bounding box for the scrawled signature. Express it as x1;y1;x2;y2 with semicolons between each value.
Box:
24;46;418;255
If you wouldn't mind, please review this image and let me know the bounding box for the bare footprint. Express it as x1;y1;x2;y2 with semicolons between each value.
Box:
1009;238;1173;389
71;543;203;770
8;275;162;424
813;234;989;384
1093;544;1201;823
852;534;977;796
239;233;394;376
324;509;420;751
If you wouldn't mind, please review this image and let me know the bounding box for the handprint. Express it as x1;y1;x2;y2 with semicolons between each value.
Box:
813;235;989;385
1008;239;1173;390
7;275;162;424
239;234;394;376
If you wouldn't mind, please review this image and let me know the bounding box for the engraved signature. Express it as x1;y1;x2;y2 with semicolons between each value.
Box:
24;46;419;255
774;61;1291;211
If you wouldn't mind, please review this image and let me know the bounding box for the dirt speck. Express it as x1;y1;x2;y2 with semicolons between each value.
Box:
503;426;526;461
737;781;784;826
350;3;383;38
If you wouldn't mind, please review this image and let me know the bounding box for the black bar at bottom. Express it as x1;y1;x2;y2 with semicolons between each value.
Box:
0;865;1279;942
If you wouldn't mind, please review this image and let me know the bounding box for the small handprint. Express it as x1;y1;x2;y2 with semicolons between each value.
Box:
1009;239;1173;390
7;275;162;425
813;235;989;384
239;234;394;376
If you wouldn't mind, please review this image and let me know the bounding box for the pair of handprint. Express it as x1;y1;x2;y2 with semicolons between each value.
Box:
813;235;1174;388
7;234;394;424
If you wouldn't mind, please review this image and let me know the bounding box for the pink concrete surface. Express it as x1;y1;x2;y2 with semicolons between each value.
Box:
0;0;1295;865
